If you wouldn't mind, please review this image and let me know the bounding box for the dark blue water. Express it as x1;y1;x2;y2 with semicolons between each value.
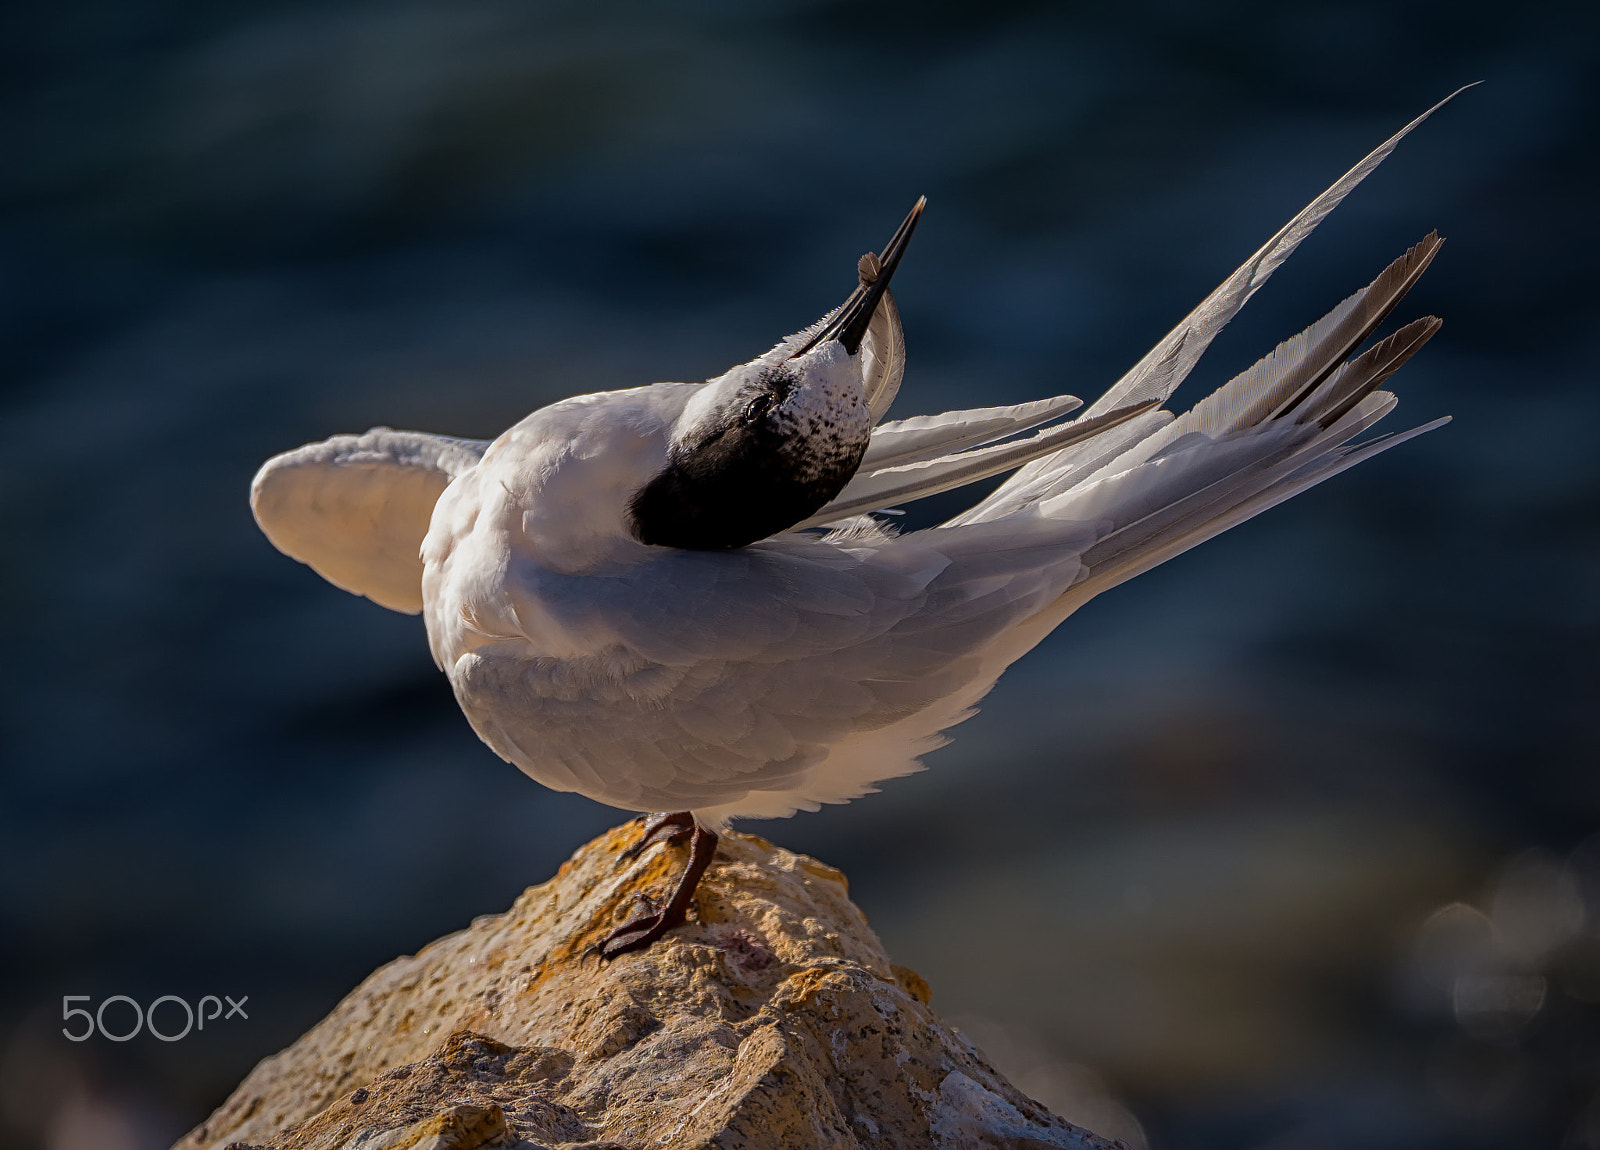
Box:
3;2;1597;1147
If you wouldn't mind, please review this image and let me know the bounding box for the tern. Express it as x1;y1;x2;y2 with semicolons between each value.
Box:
253;94;1461;958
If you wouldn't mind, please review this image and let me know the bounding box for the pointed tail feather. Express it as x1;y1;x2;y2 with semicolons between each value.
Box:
1001;242;1447;617
1066;410;1451;607
964;231;1445;529
975;89;1473;521
1296;315;1442;428
1078;88;1469;421
1064;392;1400;584
1128;233;1443;463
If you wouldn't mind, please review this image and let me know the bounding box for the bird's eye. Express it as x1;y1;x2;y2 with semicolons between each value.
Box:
742;393;772;422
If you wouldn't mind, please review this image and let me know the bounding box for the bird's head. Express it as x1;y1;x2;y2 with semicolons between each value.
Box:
629;198;924;550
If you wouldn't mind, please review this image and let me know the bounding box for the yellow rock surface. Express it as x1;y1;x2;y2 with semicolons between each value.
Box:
174;825;1120;1150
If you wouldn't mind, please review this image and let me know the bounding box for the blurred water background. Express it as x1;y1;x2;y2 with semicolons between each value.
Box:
2;1;1597;1147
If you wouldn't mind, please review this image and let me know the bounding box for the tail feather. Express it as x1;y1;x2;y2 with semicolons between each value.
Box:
867;94;1459;648
1295;315;1442;428
1005;235;1442;514
1076;90;1467;422
976;88;1473;523
955;222;1448;605
1067;409;1451;605
1019;89;1466;445
1129;233;1442;464
1066;391;1402;584
1238;233;1441;427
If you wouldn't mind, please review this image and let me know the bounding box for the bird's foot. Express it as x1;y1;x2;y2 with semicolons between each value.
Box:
587;822;719;961
587;905;686;960
619;810;695;863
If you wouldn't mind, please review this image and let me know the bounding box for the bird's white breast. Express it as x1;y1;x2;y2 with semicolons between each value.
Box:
420;384;695;671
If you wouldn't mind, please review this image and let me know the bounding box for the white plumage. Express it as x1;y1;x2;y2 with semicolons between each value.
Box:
252;92;1462;954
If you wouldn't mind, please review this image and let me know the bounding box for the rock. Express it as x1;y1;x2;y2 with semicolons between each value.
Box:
177;825;1123;1150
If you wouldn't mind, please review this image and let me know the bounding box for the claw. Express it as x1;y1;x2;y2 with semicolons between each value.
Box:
619;811;695;863
591;911;674;958
590;822;719;960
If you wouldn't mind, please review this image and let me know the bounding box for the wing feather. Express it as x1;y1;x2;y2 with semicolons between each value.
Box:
860;393;1083;470
464;518;1094;813
800;400;1156;527
251;427;486;613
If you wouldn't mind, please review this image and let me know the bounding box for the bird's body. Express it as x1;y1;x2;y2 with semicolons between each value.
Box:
252;94;1462;955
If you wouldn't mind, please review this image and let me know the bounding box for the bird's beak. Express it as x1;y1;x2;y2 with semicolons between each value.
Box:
794;196;926;358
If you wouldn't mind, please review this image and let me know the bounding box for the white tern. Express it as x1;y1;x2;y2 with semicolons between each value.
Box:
252;93;1463;957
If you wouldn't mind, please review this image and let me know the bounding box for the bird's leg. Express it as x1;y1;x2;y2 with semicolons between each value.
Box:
619;810;696;863
590;823;719;960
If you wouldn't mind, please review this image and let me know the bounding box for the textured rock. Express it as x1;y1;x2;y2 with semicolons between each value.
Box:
176;825;1121;1150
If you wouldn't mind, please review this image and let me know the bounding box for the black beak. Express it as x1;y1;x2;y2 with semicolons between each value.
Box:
794;196;926;358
